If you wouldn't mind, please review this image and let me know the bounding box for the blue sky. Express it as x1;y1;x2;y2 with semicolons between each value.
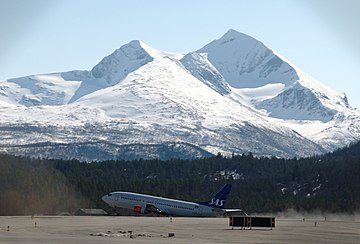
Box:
1;0;359;108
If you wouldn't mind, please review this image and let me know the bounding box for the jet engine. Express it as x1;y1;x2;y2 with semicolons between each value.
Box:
133;204;146;214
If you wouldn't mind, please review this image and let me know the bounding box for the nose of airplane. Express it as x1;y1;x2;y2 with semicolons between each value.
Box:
102;195;108;203
102;193;114;203
102;193;115;206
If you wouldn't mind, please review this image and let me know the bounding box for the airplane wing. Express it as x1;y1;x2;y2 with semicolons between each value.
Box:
210;207;246;216
223;209;248;216
145;204;169;216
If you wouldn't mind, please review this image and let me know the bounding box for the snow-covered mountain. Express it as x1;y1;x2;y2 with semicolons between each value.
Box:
0;29;359;161
199;30;349;122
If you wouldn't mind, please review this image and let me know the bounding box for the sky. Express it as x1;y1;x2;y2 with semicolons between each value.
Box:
1;0;359;108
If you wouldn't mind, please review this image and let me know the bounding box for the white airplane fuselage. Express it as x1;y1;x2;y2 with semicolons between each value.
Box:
102;191;228;217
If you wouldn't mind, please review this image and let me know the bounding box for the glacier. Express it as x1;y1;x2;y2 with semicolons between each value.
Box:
0;29;359;161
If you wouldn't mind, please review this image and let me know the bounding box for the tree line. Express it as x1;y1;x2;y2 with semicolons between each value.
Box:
0;141;359;215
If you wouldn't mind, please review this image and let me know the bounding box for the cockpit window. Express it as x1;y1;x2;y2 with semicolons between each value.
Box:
107;193;112;196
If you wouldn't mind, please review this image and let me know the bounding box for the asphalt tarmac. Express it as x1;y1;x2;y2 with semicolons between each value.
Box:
0;216;359;243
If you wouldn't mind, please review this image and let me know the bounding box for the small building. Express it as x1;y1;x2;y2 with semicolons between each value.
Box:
229;216;275;229
75;208;108;216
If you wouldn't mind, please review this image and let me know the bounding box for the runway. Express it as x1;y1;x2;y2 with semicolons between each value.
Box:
0;216;359;243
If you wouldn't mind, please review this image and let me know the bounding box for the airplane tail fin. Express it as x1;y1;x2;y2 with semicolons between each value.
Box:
199;184;232;209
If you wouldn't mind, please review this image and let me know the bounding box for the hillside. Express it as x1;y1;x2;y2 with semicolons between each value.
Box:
1;140;359;215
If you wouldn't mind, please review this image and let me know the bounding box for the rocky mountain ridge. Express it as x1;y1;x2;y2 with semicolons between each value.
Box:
0;29;359;160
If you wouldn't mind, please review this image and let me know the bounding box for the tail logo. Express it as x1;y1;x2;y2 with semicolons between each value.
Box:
209;198;225;207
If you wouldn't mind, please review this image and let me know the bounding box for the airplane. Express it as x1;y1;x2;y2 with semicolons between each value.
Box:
102;184;245;217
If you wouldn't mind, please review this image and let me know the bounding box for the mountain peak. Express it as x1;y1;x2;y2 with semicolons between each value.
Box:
90;40;154;84
133;40;164;58
220;29;256;43
66;40;157;102
198;29;298;89
208;29;267;51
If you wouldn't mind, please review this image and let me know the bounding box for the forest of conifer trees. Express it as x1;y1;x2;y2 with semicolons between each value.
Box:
0;141;359;215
